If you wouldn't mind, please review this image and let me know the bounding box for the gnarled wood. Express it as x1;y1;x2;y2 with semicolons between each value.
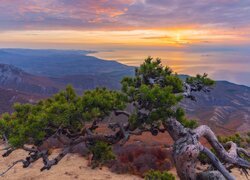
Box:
194;125;250;169
163;119;248;180
201;146;235;180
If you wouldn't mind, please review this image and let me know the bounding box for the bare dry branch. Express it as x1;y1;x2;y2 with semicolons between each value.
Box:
194;125;250;169
201;146;236;180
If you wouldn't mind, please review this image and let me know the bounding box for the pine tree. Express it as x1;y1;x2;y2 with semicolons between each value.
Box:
0;57;249;179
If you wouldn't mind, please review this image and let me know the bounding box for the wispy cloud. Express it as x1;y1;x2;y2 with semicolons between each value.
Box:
0;0;250;31
0;0;134;30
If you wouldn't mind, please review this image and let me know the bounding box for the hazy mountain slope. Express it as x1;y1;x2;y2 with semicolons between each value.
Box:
0;63;128;95
0;49;249;133
0;49;134;77
182;81;250;133
0;87;44;114
0;64;62;95
0;49;134;92
53;74;122;90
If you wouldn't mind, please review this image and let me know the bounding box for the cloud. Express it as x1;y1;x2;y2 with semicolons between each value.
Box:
0;0;250;31
0;0;134;30
123;0;250;29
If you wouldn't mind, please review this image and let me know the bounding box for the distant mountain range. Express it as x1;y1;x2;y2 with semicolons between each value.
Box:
182;81;250;134
0;48;134;91
0;49;133;77
0;49;249;133
0;87;44;114
0;64;61;94
0;63;130;94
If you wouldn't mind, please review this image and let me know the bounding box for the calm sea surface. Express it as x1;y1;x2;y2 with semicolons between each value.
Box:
89;49;250;86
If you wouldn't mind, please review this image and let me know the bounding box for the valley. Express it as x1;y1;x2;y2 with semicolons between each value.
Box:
0;49;249;134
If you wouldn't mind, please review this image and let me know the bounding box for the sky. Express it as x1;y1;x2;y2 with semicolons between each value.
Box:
0;0;250;85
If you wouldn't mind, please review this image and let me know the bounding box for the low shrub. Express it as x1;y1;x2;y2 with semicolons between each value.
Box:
89;141;115;168
110;143;173;176
144;170;175;180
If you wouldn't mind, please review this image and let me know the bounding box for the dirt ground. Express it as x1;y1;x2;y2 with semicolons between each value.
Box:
0;145;248;180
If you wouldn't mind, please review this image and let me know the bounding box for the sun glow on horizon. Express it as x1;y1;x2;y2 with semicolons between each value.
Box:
1;26;249;50
0;0;250;85
0;0;250;51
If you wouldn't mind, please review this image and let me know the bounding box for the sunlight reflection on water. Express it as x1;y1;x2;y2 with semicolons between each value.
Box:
89;49;250;86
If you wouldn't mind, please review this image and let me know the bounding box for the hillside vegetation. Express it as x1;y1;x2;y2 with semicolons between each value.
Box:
0;57;249;180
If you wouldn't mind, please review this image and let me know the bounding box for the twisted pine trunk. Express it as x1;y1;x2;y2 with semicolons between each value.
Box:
163;118;249;180
163;119;201;179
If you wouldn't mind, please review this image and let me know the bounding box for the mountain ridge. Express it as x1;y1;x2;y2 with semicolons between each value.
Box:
0;64;62;95
0;49;134;77
0;49;249;134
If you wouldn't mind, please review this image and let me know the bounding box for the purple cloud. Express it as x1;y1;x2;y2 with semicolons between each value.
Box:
0;0;133;30
0;0;250;30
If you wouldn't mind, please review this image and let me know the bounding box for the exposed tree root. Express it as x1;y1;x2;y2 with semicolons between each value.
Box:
194;125;250;169
0;159;25;177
